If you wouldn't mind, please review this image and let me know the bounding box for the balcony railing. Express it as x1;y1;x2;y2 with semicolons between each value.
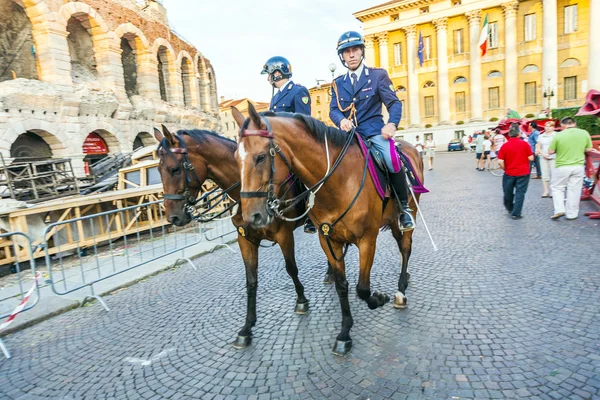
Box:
517;38;543;53
448;52;470;64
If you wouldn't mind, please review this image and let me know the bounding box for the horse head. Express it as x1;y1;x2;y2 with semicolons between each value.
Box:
154;125;207;226
232;103;292;229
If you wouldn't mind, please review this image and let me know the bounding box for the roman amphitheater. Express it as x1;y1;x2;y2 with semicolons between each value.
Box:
0;0;220;176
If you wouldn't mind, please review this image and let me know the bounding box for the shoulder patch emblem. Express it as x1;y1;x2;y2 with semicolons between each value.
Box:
301;96;309;104
389;84;395;91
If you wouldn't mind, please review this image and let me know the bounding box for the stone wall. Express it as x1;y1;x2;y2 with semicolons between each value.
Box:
0;0;220;176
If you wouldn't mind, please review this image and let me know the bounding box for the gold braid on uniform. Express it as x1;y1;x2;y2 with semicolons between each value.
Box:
332;79;358;128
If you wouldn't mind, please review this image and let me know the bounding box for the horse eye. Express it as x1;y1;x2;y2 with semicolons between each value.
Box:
171;167;181;175
255;154;267;165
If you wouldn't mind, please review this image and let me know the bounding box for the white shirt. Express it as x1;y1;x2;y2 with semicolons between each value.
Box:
415;140;424;151
483;139;492;152
347;63;365;85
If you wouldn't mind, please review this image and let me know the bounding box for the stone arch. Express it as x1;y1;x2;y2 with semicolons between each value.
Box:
114;23;151;99
522;64;539;73
57;2;115;84
560;58;581;68
196;55;211;111
207;63;218;111
152;38;177;103
178;51;196;107
1;120;68;160
80;121;121;153
10;131;52;160
0;0;39;82
133;131;156;150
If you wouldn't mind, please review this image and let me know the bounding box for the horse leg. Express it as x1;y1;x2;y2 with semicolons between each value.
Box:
320;237;353;356
356;236;390;310
232;237;259;349
323;261;335;284
276;229;309;314
391;220;412;309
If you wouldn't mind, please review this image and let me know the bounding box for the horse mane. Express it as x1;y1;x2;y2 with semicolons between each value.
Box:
260;111;351;147
178;129;237;151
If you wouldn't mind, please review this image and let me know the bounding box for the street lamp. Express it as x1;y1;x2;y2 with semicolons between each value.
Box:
543;75;554;112
329;63;337;80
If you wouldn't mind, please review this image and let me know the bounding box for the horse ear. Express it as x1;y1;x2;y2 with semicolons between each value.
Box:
161;124;177;146
247;102;263;128
153;127;164;142
231;106;246;128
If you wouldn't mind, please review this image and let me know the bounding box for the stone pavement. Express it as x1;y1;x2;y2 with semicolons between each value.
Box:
0;152;598;400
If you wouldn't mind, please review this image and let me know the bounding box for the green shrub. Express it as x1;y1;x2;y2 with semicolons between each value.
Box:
397;127;405;130
425;124;432;128
489;117;498;122
551;107;599;134
525;113;535;118
456;120;464;125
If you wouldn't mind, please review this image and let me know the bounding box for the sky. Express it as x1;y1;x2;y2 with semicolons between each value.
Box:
166;0;383;103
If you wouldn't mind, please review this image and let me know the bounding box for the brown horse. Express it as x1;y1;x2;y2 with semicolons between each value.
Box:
153;125;310;349
232;104;424;356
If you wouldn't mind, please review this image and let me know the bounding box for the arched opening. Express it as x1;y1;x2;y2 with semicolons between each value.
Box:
560;58;581;68
522;64;539;73
487;70;503;78
396;86;407;92
181;57;193;107
157;46;170;102
81;129;120;169
208;66;218;111
66;15;98;83
423;81;436;88
453;76;467;84
121;37;138;98
133;132;155;150
197;57;209;111
0;1;38;82
10;131;52;161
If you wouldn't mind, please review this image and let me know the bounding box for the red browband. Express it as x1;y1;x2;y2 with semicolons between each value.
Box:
241;129;273;138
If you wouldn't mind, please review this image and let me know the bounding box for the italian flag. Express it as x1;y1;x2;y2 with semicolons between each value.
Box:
479;14;489;56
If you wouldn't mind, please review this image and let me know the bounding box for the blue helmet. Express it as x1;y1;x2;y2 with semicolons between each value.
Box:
336;31;365;66
261;56;292;82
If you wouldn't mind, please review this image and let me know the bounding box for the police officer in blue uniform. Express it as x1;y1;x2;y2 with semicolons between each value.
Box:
261;56;316;233
261;56;311;115
330;31;414;231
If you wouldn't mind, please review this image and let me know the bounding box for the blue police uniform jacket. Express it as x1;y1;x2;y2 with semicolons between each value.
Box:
329;67;402;138
270;81;311;115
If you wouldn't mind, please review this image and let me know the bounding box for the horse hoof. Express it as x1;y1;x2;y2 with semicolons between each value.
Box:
295;301;309;314
332;339;352;356
393;292;408;309
232;335;252;349
323;275;334;284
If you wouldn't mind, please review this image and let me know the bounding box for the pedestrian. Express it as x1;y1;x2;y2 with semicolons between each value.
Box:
548;117;594;220
425;134;436;170
536;121;556;198
492;128;506;153
482;133;492;170
497;124;534;220
414;135;424;157
467;135;473;152
475;131;485;170
329;30;414;230
462;134;470;152
261;56;315;233
528;121;542;179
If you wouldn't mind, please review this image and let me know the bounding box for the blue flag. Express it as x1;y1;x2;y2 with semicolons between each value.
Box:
417;31;424;67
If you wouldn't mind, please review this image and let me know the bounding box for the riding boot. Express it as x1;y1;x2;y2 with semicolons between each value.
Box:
389;169;415;231
304;218;317;234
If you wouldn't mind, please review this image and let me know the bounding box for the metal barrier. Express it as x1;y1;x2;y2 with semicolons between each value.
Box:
0;232;40;359
43;200;236;311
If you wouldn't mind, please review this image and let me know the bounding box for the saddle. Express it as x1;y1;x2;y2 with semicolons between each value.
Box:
355;134;429;200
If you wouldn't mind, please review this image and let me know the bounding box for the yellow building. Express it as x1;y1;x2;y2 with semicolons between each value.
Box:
354;0;598;146
308;83;335;126
219;98;270;139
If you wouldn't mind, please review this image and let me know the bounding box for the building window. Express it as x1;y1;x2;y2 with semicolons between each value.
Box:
423;81;436;88
424;96;435;116
455;91;466;112
487;70;502;78
525;81;537;105
564;5;578;34
316;95;321;105
564;76;577;100
453;76;467;84
396;86;407;92
423;36;432;60
393;43;402;65
488;22;499;48
225;122;229;130
454;130;465;139
488;87;500;109
317;110;322;120
453;29;464;54
525;14;536;41
521;64;539;73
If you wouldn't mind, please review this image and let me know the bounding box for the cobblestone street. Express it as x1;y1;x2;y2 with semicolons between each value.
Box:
1;152;599;400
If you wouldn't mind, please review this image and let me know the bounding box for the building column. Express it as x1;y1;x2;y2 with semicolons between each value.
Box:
30;22;73;87
503;1;519;111
589;0;600;90
466;10;483;121
433;18;450;125
542;0;558;109
378;32;389;71
403;25;420;128
364;35;377;67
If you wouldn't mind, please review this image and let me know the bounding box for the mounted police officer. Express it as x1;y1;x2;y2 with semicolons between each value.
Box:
261;56;316;233
329;31;414;231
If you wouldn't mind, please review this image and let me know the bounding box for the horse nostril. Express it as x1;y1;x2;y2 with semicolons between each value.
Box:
251;212;263;225
169;215;180;225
